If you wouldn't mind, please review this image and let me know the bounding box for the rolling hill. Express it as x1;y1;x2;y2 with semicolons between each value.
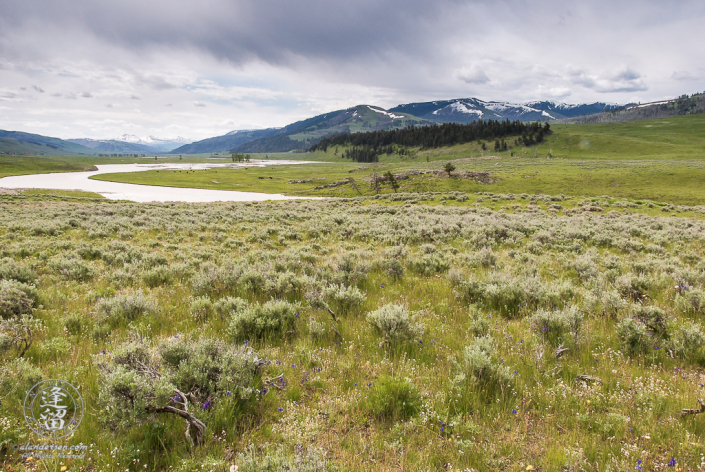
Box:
170;105;430;154
169;129;281;154
0;130;95;156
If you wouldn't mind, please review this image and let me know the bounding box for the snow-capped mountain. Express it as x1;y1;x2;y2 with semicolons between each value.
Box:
389;98;625;123
114;134;191;152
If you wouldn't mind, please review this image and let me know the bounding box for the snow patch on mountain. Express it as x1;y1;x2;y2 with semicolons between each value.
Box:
115;134;191;145
367;106;404;119
433;102;483;116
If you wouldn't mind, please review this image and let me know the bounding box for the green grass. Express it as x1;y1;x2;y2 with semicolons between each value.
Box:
90;114;705;206
0;155;99;178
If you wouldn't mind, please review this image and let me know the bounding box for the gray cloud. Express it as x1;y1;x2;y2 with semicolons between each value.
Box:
458;66;490;85
0;0;704;139
569;67;648;93
32;85;45;93
672;70;701;81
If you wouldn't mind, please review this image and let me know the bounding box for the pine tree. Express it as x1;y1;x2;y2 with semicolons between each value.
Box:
385;171;399;193
444;162;456;177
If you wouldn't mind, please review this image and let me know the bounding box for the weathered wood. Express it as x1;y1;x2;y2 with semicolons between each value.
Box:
555;344;570;359
577;374;602;384
681;399;705;417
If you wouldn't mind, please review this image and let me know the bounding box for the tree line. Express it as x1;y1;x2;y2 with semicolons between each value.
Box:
311;120;550;154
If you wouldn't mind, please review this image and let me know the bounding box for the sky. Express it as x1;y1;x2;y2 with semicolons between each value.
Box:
0;0;704;142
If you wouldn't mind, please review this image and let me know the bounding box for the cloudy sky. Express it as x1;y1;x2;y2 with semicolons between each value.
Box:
0;0;704;141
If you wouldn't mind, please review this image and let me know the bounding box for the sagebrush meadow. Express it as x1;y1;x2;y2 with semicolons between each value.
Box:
1;190;705;471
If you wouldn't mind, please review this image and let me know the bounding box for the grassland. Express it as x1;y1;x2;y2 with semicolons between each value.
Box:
1;115;705;471
90;114;705;206
1;193;705;471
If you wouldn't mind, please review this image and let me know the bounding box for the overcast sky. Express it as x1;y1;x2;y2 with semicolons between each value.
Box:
1;0;704;141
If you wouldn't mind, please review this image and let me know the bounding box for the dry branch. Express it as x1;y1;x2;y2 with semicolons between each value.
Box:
681;399;705;417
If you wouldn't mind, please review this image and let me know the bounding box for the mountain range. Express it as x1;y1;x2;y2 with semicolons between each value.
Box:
67;135;191;153
0;97;631;156
170;99;624;154
389;98;624;123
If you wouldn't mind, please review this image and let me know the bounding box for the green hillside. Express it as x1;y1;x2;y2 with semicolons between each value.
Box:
233;105;431;153
0;130;95;156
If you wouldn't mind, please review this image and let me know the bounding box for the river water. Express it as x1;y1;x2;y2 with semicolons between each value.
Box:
0;161;325;203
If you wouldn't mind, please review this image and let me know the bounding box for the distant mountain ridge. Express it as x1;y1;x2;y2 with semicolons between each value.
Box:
389;98;624;123
172;99;628;154
114;134;191;152
0;130;94;156
0;97;637;156
67;138;156;153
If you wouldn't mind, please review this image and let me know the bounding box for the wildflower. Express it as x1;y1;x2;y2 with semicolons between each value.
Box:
367;382;372;387
668;457;676;467
635;459;643;471
440;427;444;432
526;466;534;471
226;391;231;396
381;285;385;288
174;395;181;403
520;339;523;344
278;407;283;412
101;349;106;354
354;382;358;387
512;409;517;414
514;370;518;374
202;401;211;409
419;340;423;344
